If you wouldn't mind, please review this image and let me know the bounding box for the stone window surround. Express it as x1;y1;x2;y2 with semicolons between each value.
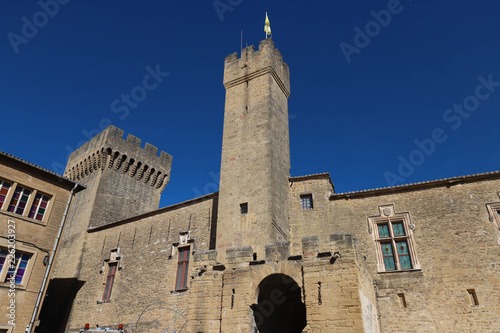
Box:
98;248;122;303
102;262;117;302
0;324;14;333
485;191;500;231
0;239;38;290
0;177;54;226
368;204;420;273
175;245;191;291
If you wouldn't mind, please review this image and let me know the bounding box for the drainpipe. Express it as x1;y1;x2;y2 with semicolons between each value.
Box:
26;183;78;333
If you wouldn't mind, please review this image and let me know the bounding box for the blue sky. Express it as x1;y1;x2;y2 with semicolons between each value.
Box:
1;1;499;208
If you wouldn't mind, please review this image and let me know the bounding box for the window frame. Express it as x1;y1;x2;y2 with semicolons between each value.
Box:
175;246;190;291
0;179;12;209
486;196;500;230
368;205;420;273
0;240;37;290
240;202;248;214
102;262;117;302
0;179;54;224
27;192;51;221
486;195;500;244
300;193;314;210
0;325;14;333
7;185;32;216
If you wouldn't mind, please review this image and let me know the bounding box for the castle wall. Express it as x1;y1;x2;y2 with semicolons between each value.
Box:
51;125;174;312
290;175;500;332
186;233;378;333
61;193;217;332
51;171;100;279
38;36;500;333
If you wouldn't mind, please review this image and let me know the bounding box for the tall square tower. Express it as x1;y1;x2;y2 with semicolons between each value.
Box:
217;39;291;260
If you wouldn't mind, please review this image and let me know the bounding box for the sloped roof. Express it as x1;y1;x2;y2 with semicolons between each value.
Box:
0;150;85;192
330;171;500;199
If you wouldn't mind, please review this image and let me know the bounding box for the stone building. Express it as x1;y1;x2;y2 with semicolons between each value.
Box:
13;38;500;332
0;152;84;333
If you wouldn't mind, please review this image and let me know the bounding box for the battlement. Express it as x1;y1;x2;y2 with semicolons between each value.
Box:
67;125;170;164
193;233;357;268
223;38;290;97
64;125;172;192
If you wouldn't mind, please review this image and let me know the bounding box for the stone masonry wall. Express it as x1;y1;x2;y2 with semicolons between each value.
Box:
0;160;75;333
185;232;377;332
63;193;217;332
217;38;291;262
290;175;500;332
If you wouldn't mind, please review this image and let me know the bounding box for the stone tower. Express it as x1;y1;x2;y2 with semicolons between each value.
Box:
216;38;291;261
63;125;172;228
53;125;172;277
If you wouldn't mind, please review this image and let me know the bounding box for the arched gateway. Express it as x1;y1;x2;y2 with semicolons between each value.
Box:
251;274;307;333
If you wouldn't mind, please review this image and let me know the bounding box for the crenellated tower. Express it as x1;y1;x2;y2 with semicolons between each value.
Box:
53;125;172;278
216;38;291;262
63;125;172;228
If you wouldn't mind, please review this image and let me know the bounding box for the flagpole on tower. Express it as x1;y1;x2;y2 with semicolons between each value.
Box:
264;12;271;39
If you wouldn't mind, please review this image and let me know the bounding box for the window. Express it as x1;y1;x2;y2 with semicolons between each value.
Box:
368;205;420;272
300;194;313;210
0;248;32;285
7;185;31;215
378;222;412;270
0;325;13;333
397;293;407;308
486;198;500;233
240;202;248;214
102;262;117;301
28;193;50;221
467;289;479;306
0;179;52;222
175;247;190;290
0;179;12;209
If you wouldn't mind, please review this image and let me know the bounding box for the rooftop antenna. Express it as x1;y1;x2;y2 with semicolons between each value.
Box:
241;29;243;56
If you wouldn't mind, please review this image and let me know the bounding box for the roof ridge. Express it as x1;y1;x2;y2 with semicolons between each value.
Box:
0;150;83;188
332;171;500;197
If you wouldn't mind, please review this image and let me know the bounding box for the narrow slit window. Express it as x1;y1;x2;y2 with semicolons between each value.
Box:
318;282;322;305
231;289;235;309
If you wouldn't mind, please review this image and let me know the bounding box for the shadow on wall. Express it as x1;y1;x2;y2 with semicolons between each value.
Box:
36;278;85;333
251;273;307;333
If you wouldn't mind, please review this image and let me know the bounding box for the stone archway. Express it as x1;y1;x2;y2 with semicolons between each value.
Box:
251;273;307;333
